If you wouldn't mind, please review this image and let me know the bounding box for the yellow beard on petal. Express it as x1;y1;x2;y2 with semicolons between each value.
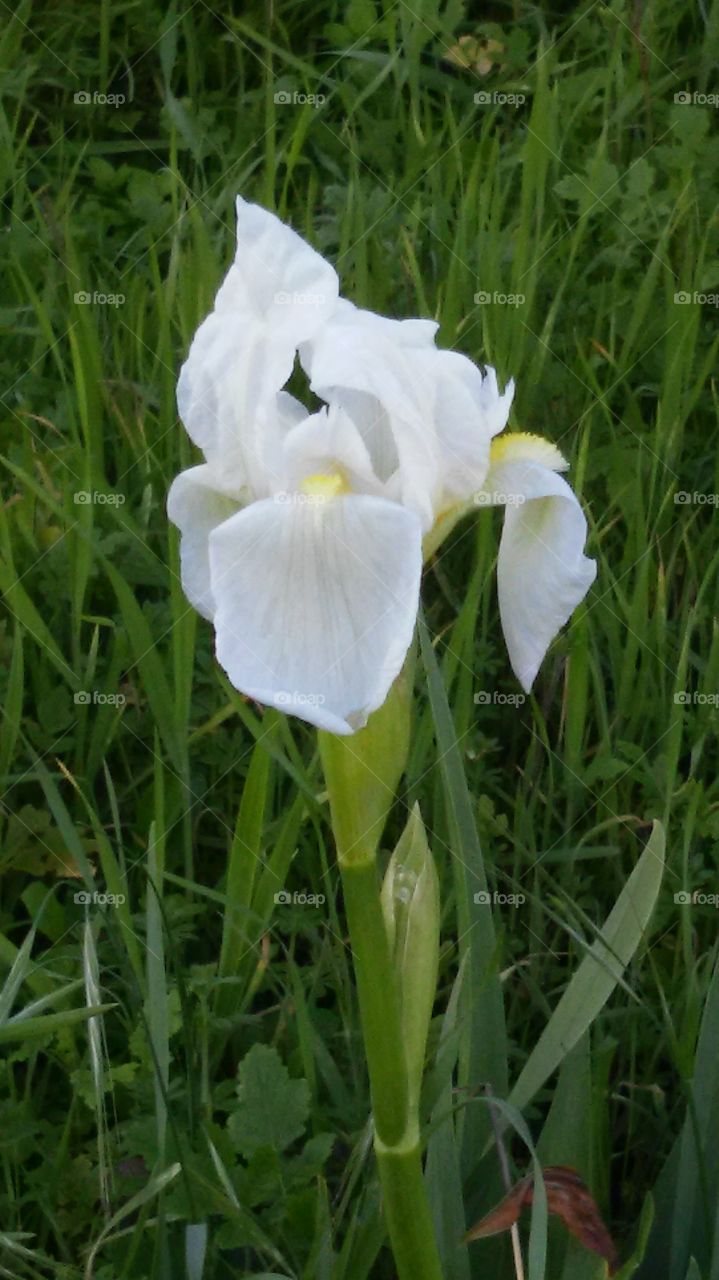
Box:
489;431;568;472
300;470;351;501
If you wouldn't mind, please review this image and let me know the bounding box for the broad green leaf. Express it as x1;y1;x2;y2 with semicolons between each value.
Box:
228;1044;309;1157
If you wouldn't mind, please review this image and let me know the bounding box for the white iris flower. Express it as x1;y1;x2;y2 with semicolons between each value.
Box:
168;198;596;734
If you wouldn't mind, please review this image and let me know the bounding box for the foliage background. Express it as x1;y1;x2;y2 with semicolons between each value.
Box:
1;0;718;1277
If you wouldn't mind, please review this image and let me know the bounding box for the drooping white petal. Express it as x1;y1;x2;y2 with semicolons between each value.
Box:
207;492;423;733
167;466;242;620
177;199;338;489
477;438;596;690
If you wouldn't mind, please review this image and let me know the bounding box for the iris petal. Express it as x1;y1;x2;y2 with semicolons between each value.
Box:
207;492;423;733
477;442;596;689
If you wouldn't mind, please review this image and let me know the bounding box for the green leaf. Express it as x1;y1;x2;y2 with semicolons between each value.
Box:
216;731;274;1017
418;614;508;1170
425;958;471;1280
613;1196;655;1279
509;821;665;1115
228;1044;309;1158
0;1004;116;1045
84;1162;181;1279
640;949;719;1279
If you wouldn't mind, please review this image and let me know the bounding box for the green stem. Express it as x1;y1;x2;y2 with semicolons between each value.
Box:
339;855;408;1146
376;1130;444;1280
339;856;443;1280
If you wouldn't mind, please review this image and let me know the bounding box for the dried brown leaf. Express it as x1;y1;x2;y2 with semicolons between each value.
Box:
465;1165;619;1275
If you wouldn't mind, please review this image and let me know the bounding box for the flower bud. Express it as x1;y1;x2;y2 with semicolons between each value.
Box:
381;804;440;1108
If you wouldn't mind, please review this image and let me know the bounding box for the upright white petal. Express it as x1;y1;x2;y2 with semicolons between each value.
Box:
177;199;339;490
433;357;514;506
477;435;596;690
302;299;512;524
330;389;400;484
167;466;242;621
279;403;383;497
301;300;442;529
207;493;423;733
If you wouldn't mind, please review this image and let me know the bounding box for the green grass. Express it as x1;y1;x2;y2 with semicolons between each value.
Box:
1;1;719;1277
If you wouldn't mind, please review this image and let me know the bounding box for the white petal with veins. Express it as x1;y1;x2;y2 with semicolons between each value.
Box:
208;492;423;733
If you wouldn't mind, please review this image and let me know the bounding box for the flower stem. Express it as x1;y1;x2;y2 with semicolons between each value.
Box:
339;855;408;1146
375;1130;444;1280
339;855;443;1280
